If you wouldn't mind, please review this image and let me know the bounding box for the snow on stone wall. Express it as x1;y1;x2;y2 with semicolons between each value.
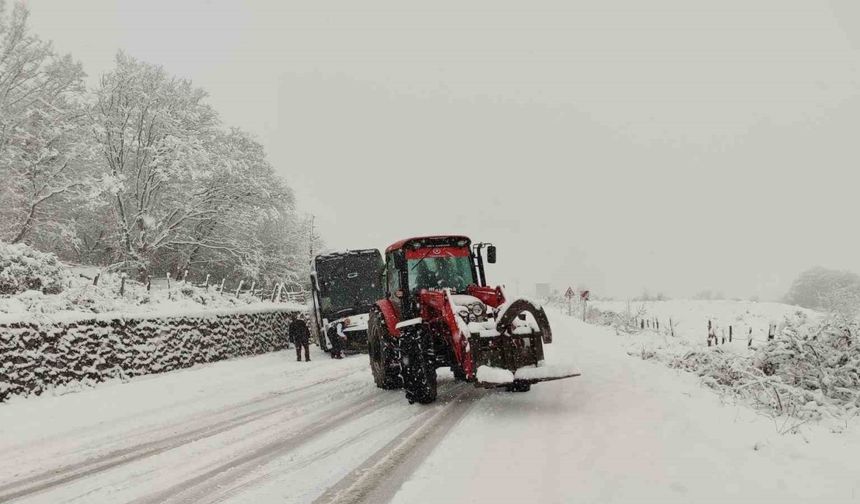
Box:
0;307;301;402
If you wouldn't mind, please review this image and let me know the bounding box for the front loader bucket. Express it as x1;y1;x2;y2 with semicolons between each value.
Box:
467;296;578;388
469;332;580;388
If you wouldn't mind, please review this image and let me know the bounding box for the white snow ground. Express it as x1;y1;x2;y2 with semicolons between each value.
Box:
588;299;820;345
1;310;859;504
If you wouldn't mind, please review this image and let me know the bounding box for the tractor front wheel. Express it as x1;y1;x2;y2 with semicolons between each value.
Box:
368;307;402;389
401;328;437;404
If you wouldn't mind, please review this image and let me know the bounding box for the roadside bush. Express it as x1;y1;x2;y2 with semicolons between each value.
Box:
663;313;860;423
0;242;68;295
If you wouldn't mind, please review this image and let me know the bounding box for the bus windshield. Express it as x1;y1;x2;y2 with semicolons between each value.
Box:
316;253;382;317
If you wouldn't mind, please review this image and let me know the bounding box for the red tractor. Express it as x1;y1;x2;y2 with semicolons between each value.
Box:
368;235;579;404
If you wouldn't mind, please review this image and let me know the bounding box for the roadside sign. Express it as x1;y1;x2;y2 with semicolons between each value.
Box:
564;287;575;316
580;290;590;301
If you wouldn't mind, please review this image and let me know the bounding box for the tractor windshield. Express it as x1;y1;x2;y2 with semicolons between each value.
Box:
408;253;475;293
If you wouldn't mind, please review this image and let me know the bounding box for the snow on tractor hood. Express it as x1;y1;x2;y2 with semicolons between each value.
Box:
448;294;484;310
326;313;370;332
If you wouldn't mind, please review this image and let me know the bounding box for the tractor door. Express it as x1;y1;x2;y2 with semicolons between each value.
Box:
385;251;404;318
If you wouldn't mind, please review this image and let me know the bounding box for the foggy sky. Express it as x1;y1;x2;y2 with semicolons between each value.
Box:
24;0;860;300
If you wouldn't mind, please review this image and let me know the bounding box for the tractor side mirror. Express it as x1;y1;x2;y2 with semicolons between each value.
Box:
487;245;497;264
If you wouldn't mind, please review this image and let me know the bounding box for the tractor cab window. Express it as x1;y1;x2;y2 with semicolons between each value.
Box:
386;254;400;295
408;253;475;293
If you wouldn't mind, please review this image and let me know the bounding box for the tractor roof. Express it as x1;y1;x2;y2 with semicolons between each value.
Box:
385;235;471;254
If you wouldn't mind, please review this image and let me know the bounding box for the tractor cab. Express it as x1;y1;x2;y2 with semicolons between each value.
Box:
383;236;497;318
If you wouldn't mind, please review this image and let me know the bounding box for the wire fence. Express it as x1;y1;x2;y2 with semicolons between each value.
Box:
78;268;310;305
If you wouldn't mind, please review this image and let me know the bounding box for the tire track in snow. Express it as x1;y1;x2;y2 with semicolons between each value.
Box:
312;385;483;504
0;369;366;503
128;390;408;504
203;382;474;504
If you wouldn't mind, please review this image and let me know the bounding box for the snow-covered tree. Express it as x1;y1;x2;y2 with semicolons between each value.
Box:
92;52;221;277
92;54;312;286
784;267;860;316
2;13;314;288
166;128;294;277
0;1;97;246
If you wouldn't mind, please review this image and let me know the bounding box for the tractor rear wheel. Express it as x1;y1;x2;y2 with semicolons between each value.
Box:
401;328;437;404
368;307;402;389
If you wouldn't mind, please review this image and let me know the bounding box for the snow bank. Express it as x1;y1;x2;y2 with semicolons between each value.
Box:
596;302;860;423
0;242;302;325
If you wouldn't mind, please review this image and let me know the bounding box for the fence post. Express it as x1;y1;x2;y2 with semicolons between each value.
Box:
707;320;711;346
119;273;127;296
249;281;256;298
204;273;211;291
669;318;674;337
93;273;100;286
166;272;171;289
147;275;152;292
235;280;244;298
183;269;189;283
729;325;733;342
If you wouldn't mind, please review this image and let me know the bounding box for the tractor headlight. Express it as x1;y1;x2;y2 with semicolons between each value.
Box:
470;302;485;316
458;309;470;321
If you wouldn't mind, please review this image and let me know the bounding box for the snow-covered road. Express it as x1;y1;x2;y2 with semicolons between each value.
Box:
1;312;859;503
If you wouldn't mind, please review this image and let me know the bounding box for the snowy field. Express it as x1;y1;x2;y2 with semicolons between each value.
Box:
1;310;858;504
588;299;821;346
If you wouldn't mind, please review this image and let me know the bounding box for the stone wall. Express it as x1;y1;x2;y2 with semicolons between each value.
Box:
0;308;298;402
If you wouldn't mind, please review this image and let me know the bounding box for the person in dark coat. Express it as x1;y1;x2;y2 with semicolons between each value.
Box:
327;326;344;359
289;316;311;362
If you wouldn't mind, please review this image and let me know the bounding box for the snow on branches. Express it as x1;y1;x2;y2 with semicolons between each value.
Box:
0;1;97;247
0;2;313;286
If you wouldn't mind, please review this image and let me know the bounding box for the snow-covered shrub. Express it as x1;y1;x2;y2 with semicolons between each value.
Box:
651;313;860;422
752;313;860;407
0;242;68;295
